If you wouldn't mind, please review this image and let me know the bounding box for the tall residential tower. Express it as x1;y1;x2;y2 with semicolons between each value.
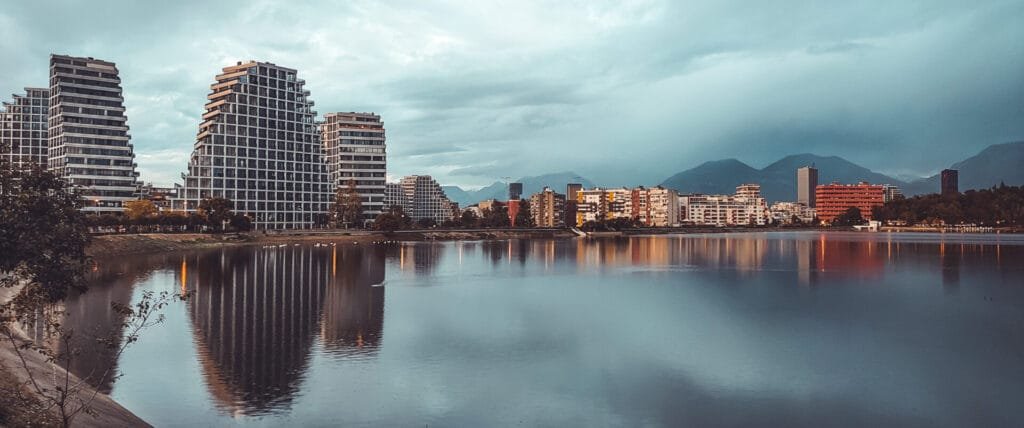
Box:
174;61;331;229
941;169;958;196
1;88;49;170
797;166;818;207
48;55;139;212
321;112;386;224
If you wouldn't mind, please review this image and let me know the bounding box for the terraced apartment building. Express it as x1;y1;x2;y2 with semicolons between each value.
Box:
321;112;387;225
1;87;49;170
173;61;332;229
48;54;139;212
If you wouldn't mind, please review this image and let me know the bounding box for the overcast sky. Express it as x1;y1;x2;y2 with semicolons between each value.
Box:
2;1;1022;188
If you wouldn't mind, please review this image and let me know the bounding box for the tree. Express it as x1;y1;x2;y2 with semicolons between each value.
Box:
123;199;157;223
0;162;186;427
197;197;234;233
480;206;510;228
416;217;437;229
1;164;91;303
373;205;411;232
230;213;253;232
515;200;535;228
460;210;480;228
832;207;866;226
331;179;363;229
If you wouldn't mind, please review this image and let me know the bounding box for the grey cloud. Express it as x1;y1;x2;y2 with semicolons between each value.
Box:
0;0;1021;188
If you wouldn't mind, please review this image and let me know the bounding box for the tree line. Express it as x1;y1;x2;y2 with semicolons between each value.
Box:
872;184;1024;226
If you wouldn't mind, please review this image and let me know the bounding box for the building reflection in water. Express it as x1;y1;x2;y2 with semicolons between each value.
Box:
57;255;170;393
320;246;385;357
179;245;385;416
396;243;444;275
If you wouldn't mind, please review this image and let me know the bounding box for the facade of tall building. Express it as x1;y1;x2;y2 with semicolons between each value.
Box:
633;186;680;227
48;55;139;212
565;183;582;227
679;184;769;226
508;182;523;200
814;182;884;224
529;187;565;227
941;169;958;196
1;88;49;170
384;175;457;223
321;112;386;224
883;184;903;202
384;182;403;211
797;166;818;208
576;188;609;225
173;61;331;229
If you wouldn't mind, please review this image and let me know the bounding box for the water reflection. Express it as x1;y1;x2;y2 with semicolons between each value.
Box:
181;245;386;415
60;232;1024;426
321;246;385;357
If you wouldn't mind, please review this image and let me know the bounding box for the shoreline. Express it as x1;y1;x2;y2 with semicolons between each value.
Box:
0;286;151;428
86;228;577;258
85;226;1023;258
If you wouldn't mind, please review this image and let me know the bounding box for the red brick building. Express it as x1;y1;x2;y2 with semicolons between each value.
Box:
815;182;885;224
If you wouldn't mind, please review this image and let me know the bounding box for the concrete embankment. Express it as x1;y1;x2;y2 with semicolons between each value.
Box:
0;286;150;427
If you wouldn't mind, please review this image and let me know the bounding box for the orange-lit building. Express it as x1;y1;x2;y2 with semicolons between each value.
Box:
815;182;884;224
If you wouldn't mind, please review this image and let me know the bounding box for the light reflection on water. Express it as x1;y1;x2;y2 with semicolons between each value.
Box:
66;232;1024;427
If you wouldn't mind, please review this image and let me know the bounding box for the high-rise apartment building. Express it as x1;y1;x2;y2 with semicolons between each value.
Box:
565;183;582;227
48;55;139;212
508;182;523;200
1;88;49;170
941;169;958;196
321;112;386;224
641;186;680;227
797;166;818;208
384;175;457;223
575;188;609;225
529;187;565;227
173;61;331;229
814;182;884;224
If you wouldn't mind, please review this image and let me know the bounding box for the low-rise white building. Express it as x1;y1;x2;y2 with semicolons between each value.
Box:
679;184;769;226
769;202;816;224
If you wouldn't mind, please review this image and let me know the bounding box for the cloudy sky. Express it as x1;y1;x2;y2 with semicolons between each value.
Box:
2;1;1022;188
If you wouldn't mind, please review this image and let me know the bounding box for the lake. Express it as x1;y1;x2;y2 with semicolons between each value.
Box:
66;232;1024;427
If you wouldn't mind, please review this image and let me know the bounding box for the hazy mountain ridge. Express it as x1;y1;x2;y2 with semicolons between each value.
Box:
441;142;1024;207
901;141;1024;196
443;172;596;207
660;142;1024;202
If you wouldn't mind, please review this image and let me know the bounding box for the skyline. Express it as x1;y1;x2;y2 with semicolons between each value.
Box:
2;1;1022;188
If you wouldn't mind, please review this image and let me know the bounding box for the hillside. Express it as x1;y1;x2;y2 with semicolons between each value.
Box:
661;155;904;202
903;141;1024;195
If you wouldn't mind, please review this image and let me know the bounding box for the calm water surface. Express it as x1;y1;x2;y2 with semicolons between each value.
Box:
67;232;1024;427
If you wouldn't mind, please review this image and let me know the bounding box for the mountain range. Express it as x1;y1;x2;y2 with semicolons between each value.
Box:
442;142;1024;206
661;141;1024;202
